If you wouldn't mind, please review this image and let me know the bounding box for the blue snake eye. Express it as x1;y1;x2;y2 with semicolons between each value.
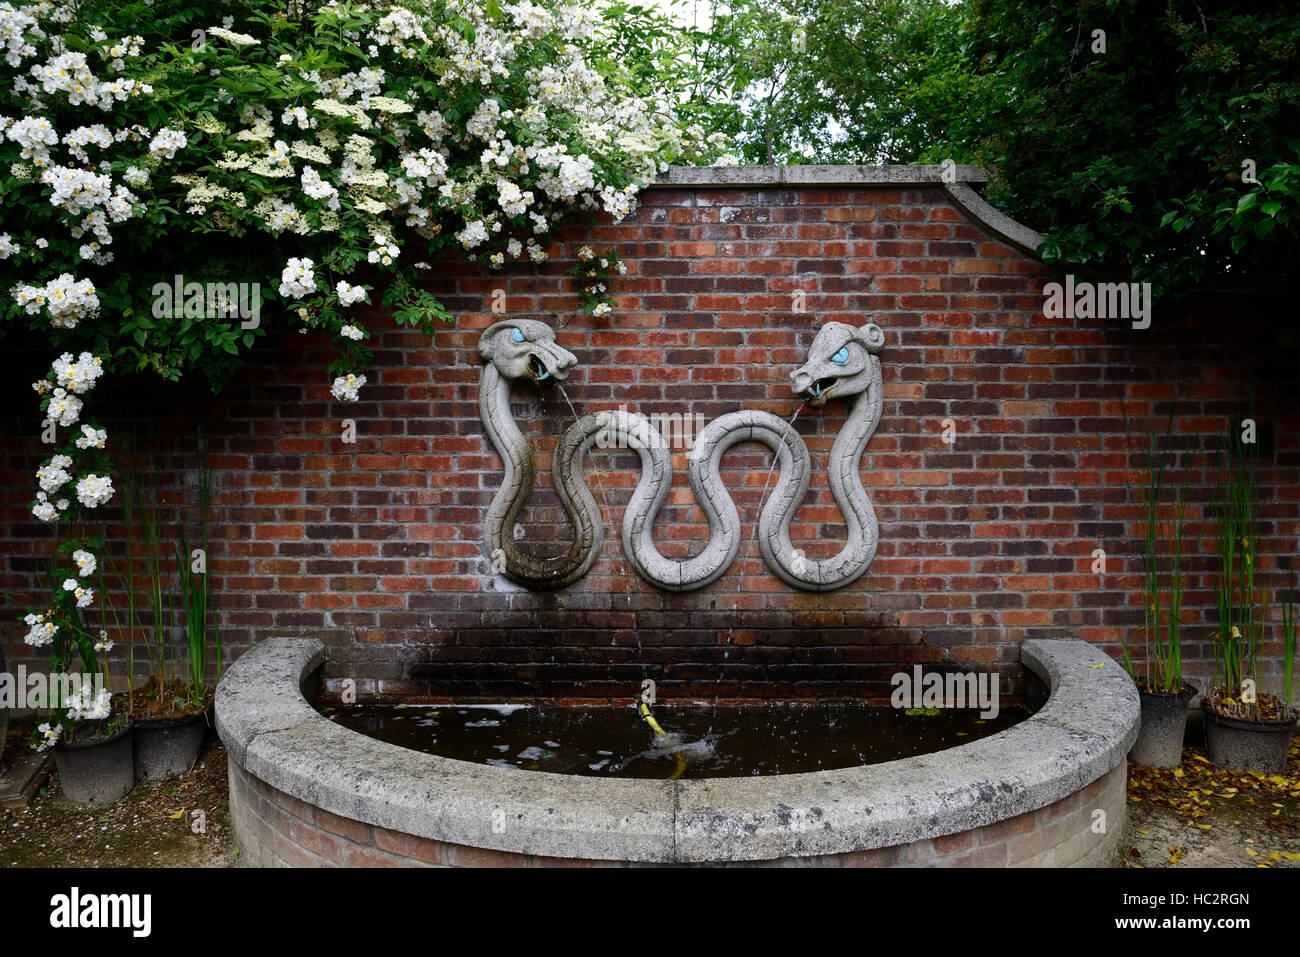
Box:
510;328;525;343
831;346;849;365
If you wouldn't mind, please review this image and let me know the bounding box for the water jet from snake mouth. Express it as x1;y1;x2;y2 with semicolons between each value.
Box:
710;400;807;727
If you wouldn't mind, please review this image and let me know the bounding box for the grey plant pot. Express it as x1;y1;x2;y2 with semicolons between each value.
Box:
54;720;134;804
1204;708;1298;773
133;712;208;781
1129;684;1196;768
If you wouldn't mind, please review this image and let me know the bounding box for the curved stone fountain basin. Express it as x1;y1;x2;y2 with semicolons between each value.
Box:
216;638;1138;867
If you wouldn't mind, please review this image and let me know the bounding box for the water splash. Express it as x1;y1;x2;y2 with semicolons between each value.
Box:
556;382;650;715
556;382;616;543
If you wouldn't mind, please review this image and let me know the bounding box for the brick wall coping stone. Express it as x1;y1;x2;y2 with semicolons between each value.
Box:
216;636;1138;863
652;164;1046;258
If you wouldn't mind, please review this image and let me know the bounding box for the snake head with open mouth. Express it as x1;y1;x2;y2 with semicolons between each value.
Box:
477;318;577;385
789;321;885;408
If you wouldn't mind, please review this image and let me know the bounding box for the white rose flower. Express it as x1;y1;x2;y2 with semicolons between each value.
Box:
36;722;62;751
278;257;316;299
73;549;97;576
330;373;366;401
75;474;115;508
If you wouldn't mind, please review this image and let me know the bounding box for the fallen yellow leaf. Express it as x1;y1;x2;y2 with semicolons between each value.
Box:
168;810;184;820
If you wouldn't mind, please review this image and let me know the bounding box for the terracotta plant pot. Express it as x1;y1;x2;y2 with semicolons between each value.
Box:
1204;707;1298;773
133;711;208;781
54;719;134;804
1129;684;1196;768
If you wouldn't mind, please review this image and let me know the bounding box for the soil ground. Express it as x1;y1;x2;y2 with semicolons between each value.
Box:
1;719;233;868
2;714;1296;868
1118;728;1300;868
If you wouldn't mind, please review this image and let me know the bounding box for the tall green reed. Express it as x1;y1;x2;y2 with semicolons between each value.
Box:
1212;423;1259;703
175;442;218;706
1120;399;1188;693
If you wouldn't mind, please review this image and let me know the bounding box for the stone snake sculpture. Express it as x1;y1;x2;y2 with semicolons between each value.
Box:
477;318;884;592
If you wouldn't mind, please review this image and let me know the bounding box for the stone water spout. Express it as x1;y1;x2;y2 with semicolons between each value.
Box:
477;319;883;592
477;319;591;589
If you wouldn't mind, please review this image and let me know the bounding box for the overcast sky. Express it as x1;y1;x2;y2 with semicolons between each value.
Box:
633;0;716;30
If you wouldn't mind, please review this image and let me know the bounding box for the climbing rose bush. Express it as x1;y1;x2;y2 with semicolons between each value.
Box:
0;0;725;391
2;0;725;714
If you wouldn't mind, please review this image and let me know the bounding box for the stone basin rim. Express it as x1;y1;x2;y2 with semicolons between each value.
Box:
215;636;1139;863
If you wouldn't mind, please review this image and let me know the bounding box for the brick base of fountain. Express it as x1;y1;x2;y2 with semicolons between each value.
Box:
216;636;1137;867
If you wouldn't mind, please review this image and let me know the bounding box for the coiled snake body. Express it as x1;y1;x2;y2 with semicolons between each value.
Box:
478;319;883;593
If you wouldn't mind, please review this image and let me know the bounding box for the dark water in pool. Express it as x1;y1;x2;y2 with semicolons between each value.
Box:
323;703;1029;779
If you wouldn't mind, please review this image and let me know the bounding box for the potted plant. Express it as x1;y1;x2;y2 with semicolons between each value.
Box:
27;561;134;805
1203;425;1299;772
46;640;133;805
7;352;133;802
112;446;218;781
1121;407;1196;768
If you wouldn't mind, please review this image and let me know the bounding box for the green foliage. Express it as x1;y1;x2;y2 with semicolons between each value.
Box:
957;0;1300;297
674;0;1300;296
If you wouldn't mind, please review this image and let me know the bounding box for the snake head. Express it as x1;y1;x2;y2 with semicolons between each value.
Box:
790;321;884;408
477;318;577;385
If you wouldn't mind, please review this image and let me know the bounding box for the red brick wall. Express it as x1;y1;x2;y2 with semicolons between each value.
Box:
2;181;1297;703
